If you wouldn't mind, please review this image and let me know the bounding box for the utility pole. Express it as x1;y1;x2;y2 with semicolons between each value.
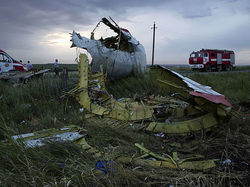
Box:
151;22;157;66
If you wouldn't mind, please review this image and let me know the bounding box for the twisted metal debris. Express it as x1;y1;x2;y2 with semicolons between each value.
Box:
76;53;235;135
71;17;146;79
10;53;238;171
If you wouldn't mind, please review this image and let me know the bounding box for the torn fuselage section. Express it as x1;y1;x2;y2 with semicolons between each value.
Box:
71;17;146;79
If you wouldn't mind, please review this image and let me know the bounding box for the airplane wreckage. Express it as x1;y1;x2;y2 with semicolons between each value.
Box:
71;17;146;79
12;53;237;171
0;69;50;83
10;18;238;171
74;54;236;133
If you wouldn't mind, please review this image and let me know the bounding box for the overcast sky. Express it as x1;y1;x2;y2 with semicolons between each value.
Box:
1;0;250;65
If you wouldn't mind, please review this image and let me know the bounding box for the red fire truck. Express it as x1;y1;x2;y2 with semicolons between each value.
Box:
189;49;235;71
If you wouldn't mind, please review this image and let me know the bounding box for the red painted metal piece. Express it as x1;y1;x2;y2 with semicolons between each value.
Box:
190;91;232;107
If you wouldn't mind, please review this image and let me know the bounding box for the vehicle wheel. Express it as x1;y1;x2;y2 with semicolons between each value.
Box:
205;64;211;72
226;64;232;71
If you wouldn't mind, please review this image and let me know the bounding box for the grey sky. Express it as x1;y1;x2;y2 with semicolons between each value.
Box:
1;0;250;64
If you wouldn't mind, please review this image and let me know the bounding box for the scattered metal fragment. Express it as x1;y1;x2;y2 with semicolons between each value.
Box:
12;125;85;148
0;69;50;83
71;17;146;79
146;113;218;135
221;159;232;165
76;136;101;158
11;125;101;158
117;157;216;170
12;123;215;170
117;143;216;170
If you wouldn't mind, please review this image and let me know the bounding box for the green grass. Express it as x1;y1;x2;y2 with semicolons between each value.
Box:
0;70;249;186
186;72;250;103
166;64;250;72
165;65;191;72
234;65;250;71
33;64;78;72
32;63;250;74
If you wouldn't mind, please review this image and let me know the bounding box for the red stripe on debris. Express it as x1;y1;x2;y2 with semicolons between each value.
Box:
190;91;232;107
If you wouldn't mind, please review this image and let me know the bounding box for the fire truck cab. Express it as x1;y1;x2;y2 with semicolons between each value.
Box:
189;49;235;72
0;49;27;73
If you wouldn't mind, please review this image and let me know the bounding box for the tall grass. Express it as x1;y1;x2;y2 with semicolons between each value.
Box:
187;72;250;103
0;71;249;186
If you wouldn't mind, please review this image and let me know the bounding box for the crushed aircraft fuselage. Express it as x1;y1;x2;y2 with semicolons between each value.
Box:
71;17;146;79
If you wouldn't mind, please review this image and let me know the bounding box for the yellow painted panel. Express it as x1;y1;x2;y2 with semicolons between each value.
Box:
146;113;218;134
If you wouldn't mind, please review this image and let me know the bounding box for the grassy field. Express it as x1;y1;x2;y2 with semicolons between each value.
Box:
33;64;78;72
0;69;249;186
33;63;250;73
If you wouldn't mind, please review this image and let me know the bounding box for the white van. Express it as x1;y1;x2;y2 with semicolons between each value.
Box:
0;49;27;73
